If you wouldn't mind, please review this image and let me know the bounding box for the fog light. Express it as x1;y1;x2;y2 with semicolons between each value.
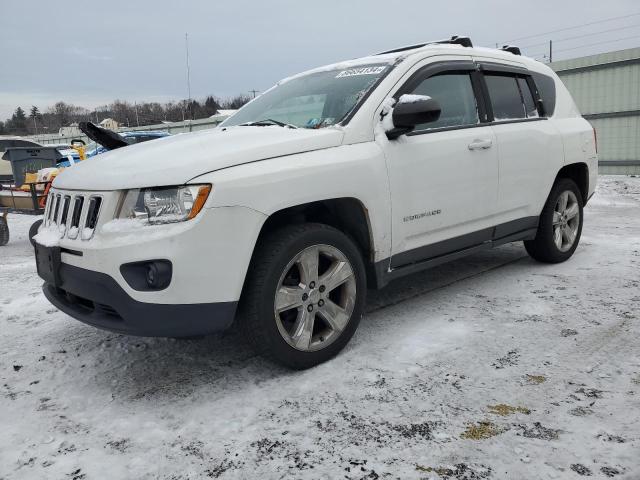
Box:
120;260;172;291
146;264;158;287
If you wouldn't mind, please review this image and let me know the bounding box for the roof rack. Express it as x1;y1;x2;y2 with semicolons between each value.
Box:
500;45;522;56
376;35;473;55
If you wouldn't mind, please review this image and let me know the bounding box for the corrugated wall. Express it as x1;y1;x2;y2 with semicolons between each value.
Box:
552;48;640;174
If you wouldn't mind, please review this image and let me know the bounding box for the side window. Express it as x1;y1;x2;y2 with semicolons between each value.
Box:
530;72;556;116
485;74;526;121
517;77;539;118
407;73;479;130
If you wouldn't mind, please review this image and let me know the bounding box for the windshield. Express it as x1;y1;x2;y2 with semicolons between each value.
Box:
222;64;391;129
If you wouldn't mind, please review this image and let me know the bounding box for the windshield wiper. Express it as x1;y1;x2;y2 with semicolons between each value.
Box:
239;119;297;129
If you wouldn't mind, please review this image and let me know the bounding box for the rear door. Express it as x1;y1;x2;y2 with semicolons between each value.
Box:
478;63;564;226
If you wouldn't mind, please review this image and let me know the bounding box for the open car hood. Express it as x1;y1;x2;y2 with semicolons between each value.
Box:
79;122;129;150
53;126;344;190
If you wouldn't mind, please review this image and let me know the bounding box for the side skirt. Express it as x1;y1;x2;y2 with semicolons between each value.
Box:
374;217;538;288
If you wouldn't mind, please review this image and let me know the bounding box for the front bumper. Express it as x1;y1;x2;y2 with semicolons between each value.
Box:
41;186;267;304
44;263;237;337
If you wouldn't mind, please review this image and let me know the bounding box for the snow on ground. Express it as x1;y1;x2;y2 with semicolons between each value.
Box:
1;176;639;480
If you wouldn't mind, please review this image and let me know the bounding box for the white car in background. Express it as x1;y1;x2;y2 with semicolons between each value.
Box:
35;36;597;369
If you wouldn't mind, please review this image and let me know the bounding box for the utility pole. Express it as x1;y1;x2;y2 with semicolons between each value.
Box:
185;33;192;120
135;102;140;127
249;89;260;99
549;40;553;63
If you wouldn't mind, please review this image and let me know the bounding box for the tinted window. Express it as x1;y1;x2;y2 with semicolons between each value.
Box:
517;78;539;118
485;75;526;121
530;72;556;116
408;73;479;130
0;140;11;151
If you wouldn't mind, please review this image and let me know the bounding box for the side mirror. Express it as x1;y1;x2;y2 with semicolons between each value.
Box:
386;95;441;140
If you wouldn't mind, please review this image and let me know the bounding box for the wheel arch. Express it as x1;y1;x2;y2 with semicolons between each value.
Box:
556;162;589;204
250;197;378;288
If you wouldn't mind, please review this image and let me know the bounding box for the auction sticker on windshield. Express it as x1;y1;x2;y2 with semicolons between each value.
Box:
336;66;387;78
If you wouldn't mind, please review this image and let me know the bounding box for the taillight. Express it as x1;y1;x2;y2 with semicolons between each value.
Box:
593;126;598;154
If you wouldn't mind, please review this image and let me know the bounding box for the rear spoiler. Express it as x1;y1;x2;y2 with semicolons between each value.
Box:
79;122;129;150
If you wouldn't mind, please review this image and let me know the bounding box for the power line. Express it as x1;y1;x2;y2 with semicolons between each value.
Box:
502;12;640;43
553;33;640;54
519;23;640;49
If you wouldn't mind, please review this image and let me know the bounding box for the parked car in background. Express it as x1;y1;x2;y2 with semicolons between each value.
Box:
56;127;171;167
0;136;42;182
83;131;171;158
35;36;597;369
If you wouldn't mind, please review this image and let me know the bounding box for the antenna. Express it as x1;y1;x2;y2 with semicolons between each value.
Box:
185;33;192;120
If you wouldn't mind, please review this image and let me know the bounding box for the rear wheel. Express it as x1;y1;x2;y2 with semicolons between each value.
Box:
239;223;366;369
525;178;583;263
0;216;9;246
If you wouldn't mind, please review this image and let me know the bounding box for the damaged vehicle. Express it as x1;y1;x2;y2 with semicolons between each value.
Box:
35;36;597;368
80;122;171;159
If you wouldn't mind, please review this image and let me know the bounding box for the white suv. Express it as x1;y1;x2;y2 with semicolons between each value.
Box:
35;37;597;368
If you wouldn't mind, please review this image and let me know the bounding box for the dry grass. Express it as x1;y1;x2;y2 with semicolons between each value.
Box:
526;374;546;385
487;404;531;416
460;421;502;440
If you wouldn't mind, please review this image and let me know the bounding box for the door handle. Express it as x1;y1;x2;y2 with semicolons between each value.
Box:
468;139;493;150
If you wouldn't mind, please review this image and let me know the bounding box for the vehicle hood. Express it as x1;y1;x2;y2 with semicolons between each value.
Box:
54;126;344;190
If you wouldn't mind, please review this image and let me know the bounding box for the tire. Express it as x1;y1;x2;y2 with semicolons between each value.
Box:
525;178;584;263
0;216;8;246
239;223;367;369
29;219;43;247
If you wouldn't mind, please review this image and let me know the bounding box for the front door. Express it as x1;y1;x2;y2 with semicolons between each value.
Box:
381;63;499;268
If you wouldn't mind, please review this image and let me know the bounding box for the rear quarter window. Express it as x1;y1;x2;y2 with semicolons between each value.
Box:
530;72;557;117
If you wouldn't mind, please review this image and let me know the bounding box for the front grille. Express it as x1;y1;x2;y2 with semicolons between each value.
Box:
44;190;103;241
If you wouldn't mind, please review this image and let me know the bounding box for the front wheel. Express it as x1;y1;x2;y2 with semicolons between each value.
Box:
29;219;43;247
525;178;584;263
239;223;367;369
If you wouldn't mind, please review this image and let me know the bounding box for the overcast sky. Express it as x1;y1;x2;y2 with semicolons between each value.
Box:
1;0;639;120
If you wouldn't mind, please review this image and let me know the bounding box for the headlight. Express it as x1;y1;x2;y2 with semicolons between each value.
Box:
117;184;212;224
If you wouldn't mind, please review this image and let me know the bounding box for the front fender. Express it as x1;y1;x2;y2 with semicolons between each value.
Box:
191;143;392;262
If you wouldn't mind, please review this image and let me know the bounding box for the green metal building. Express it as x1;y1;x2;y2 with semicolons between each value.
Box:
551;47;640;174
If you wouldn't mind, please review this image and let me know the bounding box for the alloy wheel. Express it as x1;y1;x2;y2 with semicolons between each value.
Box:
274;244;356;352
553;190;580;252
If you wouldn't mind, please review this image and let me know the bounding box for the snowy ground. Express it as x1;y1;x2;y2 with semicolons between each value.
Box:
1;176;639;480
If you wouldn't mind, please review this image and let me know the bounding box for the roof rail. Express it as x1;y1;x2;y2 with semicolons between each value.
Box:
376;35;473;55
500;45;522;56
436;36;473;48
